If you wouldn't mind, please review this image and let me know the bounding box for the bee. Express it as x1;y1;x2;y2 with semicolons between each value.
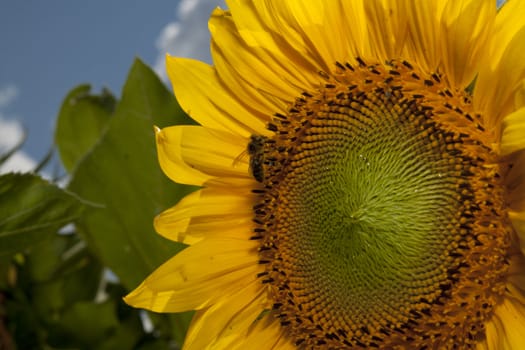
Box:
234;135;267;182
247;135;267;182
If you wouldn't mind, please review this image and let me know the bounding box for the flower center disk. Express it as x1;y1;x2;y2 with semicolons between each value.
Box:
252;59;510;348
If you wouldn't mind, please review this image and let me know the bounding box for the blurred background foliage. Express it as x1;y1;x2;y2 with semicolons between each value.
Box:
0;59;196;349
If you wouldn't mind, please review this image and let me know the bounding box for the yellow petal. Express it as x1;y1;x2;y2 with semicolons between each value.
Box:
400;0;446;73
477;338;491;350
223;1;322;83
270;0;367;70
271;334;296;350
227;0;372;72
210;8;295;120
484;295;525;349
485;0;525;69
338;0;372;59
155;187;255;245
234;314;295;350
506;150;525;211
272;1;334;69
474;0;525;127
439;0;495;88
364;0;406;62
228;0;344;72
509;210;525;254
506;253;525;304
515;81;525;110
156;125;255;186
166;55;267;136
501;107;525;156
184;278;267;349
124;238;260;312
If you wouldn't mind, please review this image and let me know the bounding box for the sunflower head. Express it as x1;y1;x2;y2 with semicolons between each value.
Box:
125;1;525;349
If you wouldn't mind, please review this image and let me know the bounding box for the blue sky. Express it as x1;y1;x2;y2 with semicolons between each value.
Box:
0;0;223;172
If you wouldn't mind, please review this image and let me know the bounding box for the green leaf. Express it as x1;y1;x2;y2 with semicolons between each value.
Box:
0;255;16;289
4;291;45;349
55;84;116;172
50;300;119;347
149;311;194;347
4;232;147;349
0;173;85;256
23;231;81;283
137;339;176;350
97;310;144;350
24;236;102;309
68;58;195;290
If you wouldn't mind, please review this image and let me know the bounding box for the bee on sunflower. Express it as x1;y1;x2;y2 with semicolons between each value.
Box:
125;1;525;348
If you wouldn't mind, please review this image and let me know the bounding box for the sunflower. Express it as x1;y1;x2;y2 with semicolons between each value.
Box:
125;0;525;348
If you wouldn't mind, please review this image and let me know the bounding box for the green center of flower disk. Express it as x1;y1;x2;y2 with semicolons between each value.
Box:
251;59;511;348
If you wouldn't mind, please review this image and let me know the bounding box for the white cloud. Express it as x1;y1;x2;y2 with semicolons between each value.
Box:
0;148;37;174
0;85;19;108
179;0;200;17
154;0;225;81
0;116;24;152
0;85;37;174
0;116;37;173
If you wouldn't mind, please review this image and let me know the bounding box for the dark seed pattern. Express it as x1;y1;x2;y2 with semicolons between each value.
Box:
248;58;511;349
